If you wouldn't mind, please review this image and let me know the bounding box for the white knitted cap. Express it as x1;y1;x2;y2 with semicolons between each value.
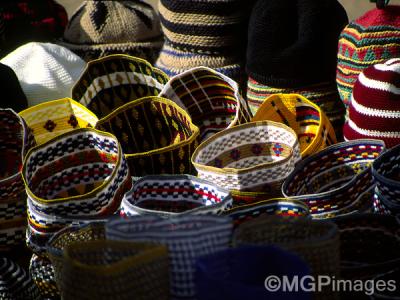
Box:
0;42;86;107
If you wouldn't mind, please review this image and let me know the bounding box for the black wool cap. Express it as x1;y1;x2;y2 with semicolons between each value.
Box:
0;63;28;112
246;0;348;88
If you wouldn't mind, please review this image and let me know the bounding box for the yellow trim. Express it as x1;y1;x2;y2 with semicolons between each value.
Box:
22;128;123;204
191;121;298;175
96;96;200;157
338;39;400;52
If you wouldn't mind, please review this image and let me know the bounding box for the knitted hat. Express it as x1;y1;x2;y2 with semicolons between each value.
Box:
337;5;400;108
0;0;67;57
246;0;348;134
0;63;27;112
155;0;249;85
1;42;85;107
59;1;163;63
343;59;400;147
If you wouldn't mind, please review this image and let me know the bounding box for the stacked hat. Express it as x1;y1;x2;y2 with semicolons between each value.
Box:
337;5;400;108
1;42;85;107
59;1;163;63
246;0;348;135
0;63;27;112
343;58;400;147
0;0;68;57
155;0;249;85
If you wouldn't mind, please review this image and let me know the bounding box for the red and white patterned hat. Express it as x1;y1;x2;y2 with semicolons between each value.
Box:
343;58;400;148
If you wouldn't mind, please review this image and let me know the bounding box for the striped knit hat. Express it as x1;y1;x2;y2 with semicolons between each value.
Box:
246;0;348;137
343;58;400;148
59;1;163;63
155;0;250;85
337;5;400;108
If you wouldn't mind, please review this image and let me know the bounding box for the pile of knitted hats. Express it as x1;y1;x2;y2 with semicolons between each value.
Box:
0;0;399;299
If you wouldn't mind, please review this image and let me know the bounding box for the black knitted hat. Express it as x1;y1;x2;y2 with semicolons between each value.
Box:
246;0;348;88
0;63;27;112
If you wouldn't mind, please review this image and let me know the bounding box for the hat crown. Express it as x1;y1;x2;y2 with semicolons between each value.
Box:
63;0;161;45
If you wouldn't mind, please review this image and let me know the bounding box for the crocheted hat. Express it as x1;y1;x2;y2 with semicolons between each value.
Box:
1;43;86;107
0;63;27;112
252;94;337;157
155;0;249;85
246;0;348;134
59;0;163;63
0;0;67;57
343;59;400;147
337;5;400;108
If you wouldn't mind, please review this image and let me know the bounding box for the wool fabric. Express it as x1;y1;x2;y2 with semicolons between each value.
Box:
343;58;400;147
59;0;163;63
1;43;86;107
337;6;400;108
0;0;67;57
155;0;249;85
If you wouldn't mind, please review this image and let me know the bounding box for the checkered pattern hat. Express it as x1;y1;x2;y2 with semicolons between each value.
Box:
19;98;98;146
159;67;252;141
191;121;301;197
59;0;163;63
106;215;233;299
282;139;386;219
72;55;169;118
0;109;35;251
252;94;337;158
22;128;132;254
121;175;233;217
95;96;200;177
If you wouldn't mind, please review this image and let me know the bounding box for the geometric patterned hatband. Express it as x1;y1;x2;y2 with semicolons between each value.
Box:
191;121;301;193
223;198;310;228
96;96;200;177
372;143;400;215
120;174;233;218
19;98;99;146
106;215;233;299
252;94;337;158
282;139;386;219
22;128;132;254
159;66;252;141
72;54;170;118
0;108;35;250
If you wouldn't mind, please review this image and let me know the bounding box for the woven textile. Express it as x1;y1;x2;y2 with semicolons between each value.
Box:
252;94;337;157
22;128;131;254
0;63;28;112
0;42;86;107
223;199;310;228
0;257;40;300
159;67;252;141
29;254;58;300
337;6;400;108
96;96;200;177
155;0;248;84
282;139;386;219
106;215;233;299
192;121;300;195
333;213;400;280
0;0;67;57
0;109;35;250
233;217;340;291
19;98;99;146
72;55;169;118
372;143;400;216
195;246;311;300
57;241;169;300
343;59;400;147
121;175;233;217
59;1;163;63
247;80;346;138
